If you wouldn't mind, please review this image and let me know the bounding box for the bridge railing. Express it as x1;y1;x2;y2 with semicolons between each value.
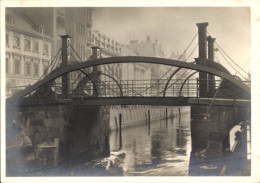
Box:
69;78;201;98
6;76;250;100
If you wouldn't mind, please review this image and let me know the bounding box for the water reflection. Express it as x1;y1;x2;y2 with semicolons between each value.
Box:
20;113;191;176
106;114;191;176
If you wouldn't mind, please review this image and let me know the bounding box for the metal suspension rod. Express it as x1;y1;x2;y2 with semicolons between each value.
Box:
36;89;48;118
179;71;198;96
104;65;139;95
135;33;198;96
217;48;248;81
163;68;182;97
39;48;61;80
159;69;194;96
215;41;250;76
100;73;123;97
204;77;223;119
70;51;122;96
79;70;99;97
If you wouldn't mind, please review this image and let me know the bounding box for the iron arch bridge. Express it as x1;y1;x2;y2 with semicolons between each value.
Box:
7;56;250;107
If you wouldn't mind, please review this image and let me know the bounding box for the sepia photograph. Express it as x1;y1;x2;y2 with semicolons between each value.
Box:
1;0;260;182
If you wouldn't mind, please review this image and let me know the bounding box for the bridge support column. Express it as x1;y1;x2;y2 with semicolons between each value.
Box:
196;22;209;98
190;105;250;158
207;36;216;96
61;35;71;99
92;47;101;95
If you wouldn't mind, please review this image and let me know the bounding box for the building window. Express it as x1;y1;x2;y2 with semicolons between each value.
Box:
43;60;49;74
14;55;21;74
14;36;20;48
43;44;49;55
25;57;31;76
25;39;31;50
57;16;65;28
39;26;44;34
6;34;9;45
87;11;92;22
6;56;9;73
25;62;31;76
33;42;39;52
34;61;39;76
87;28;91;37
76;22;85;35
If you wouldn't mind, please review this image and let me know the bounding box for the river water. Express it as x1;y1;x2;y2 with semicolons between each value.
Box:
70;113;191;176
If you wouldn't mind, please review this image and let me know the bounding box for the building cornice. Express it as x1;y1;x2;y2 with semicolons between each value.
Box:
6;25;53;42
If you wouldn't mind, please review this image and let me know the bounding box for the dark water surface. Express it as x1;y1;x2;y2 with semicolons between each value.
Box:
8;114;191;176
70;114;191;176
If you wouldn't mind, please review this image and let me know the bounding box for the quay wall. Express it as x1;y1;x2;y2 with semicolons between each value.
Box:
109;106;190;131
13;104;110;164
190;105;250;157
9;103;190;166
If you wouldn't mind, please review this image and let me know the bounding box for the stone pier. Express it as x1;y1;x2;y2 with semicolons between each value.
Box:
190;105;250;157
10;102;110;165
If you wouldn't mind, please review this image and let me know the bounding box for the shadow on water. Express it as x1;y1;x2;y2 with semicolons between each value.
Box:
7;113;192;176
6;112;250;176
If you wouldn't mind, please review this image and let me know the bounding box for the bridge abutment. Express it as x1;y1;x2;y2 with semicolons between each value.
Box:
10;102;110;165
190;105;250;157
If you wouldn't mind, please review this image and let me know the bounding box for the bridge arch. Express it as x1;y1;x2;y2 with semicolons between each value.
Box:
7;56;250;102
179;71;198;97
100;73;123;97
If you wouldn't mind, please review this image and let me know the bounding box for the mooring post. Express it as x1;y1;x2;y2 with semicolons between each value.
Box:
119;113;122;150
148;110;151;133
114;116;118;131
54;138;59;166
166;108;168;125
179;108;181;124
61;35;71;99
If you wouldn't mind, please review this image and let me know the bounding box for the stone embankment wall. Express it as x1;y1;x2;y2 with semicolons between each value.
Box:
14;104;110;164
190;105;250;157
109;106;190;131
10;104;190;165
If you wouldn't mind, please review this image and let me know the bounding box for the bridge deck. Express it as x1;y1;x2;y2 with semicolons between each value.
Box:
19;97;250;107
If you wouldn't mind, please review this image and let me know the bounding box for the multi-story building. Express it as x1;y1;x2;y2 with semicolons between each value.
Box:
91;30;122;58
90;30;142;96
17;8;93;62
5;8;52;97
125;36;168;80
5;8;154;97
124;36;169;95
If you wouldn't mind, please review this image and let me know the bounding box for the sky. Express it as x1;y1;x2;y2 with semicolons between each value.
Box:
92;7;251;77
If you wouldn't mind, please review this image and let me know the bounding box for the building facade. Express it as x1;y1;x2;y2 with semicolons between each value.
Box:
125;36;170;95
5;9;52;97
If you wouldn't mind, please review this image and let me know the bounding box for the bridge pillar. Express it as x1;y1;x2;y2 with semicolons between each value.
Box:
207;36;216;96
91;46;101;95
196;22;209;97
61;35;71;99
190;105;250;158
